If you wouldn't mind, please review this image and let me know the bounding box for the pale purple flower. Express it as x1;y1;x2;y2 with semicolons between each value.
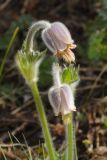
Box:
42;22;76;63
48;84;76;116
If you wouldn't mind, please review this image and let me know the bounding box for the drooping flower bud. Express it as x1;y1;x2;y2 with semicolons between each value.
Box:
48;84;76;116
42;22;76;63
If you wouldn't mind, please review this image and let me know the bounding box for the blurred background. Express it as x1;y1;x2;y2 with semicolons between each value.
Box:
0;0;107;159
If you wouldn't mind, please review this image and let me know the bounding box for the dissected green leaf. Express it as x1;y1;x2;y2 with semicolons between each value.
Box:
61;66;79;84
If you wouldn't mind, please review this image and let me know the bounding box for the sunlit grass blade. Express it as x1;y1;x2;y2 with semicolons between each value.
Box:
11;133;28;158
0;146;7;160
8;131;16;152
22;134;33;160
0;27;19;81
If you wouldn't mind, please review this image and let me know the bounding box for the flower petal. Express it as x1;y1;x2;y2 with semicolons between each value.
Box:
48;27;67;51
51;22;74;44
60;84;76;115
48;87;61;116
42;29;56;53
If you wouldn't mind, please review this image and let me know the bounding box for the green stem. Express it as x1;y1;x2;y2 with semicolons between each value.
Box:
25;21;50;52
72;118;78;160
65;114;73;160
65;113;78;160
30;82;56;160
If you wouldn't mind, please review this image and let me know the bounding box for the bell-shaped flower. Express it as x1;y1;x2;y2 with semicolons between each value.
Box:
48;84;76;116
42;22;76;63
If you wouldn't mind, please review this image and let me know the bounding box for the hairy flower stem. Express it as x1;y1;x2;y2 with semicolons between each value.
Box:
25;20;51;52
30;82;56;160
72;116;78;160
22;20;56;159
65;113;73;160
65;113;78;160
52;63;61;87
